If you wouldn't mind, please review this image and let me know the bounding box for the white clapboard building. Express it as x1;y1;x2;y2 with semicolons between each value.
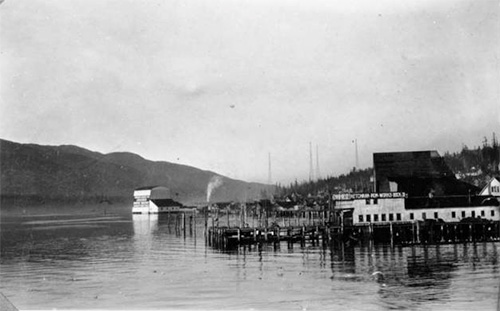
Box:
132;186;183;214
479;177;500;197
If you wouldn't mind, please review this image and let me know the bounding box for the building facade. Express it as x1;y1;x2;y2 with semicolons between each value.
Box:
334;193;500;225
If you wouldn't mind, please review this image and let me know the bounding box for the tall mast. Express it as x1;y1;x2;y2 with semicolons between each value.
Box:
309;142;314;181
316;144;320;180
355;138;359;170
268;152;272;185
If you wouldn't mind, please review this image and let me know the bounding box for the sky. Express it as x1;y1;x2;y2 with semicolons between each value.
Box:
1;0;499;185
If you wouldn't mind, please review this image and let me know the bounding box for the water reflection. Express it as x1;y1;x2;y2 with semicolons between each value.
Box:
2;212;499;310
215;237;500;310
132;214;158;236
1;214;134;262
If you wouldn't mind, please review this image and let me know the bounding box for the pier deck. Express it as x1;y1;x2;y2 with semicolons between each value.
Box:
206;221;500;249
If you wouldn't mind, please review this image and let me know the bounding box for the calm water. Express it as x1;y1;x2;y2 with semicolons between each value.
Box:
1;206;499;310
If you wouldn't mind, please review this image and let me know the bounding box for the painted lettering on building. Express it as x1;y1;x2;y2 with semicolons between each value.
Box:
332;192;407;201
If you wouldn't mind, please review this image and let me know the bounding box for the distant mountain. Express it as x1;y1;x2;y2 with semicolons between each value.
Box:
0;139;274;206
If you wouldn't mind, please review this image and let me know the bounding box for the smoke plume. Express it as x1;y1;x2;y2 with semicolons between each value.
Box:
206;175;223;202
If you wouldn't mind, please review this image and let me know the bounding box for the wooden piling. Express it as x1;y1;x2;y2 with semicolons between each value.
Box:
204;207;209;241
416;221;420;244
390;222;394;247
182;213;186;235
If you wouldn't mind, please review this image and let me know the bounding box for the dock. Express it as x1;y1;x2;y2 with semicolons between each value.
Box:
204;210;500;249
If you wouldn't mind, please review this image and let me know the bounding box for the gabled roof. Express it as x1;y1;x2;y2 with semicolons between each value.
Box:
151;199;183;207
479;176;500;196
135;185;160;191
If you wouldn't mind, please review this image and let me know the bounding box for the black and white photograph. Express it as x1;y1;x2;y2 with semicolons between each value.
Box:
1;0;499;310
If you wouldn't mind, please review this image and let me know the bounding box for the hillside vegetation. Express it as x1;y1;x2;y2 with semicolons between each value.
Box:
0;139;274;206
276;134;500;198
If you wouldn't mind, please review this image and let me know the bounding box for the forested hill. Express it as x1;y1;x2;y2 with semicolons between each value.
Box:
0;139;274;206
443;137;500;186
276;135;500;197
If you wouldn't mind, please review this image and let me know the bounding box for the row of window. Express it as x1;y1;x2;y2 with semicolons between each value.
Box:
491;186;500;193
446;210;494;218
359;213;401;222
358;210;495;223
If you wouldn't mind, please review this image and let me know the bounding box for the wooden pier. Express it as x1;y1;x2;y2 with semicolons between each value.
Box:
206;220;500;249
153;208;500;248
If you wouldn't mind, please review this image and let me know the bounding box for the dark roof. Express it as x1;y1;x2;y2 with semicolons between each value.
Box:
135;185;161;190
374;151;454;180
373;151;478;196
151;199;183;207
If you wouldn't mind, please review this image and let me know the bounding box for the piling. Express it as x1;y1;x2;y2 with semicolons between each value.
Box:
182;213;186;236
204;210;500;250
389;222;394;247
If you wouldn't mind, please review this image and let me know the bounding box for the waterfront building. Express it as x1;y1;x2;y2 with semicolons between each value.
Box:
333;151;500;225
132;186;183;214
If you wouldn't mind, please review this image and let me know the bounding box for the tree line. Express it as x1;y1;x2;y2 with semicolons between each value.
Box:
275;133;499;199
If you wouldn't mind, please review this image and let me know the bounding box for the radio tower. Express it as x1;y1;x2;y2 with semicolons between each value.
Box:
355;139;359;170
309;142;314;181
268;152;272;185
316;144;321;180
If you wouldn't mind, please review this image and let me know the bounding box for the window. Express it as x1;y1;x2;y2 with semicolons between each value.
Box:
492;186;500;193
452;211;456;218
359;215;364;222
422;212;426;220
381;214;386;221
492;210;495;217
366;215;371;222
410;213;414;220
373;198;378;205
396;213;401;221
462;211;466;218
366;199;371;205
374;214;379;222
481;210;485;217
434;212;438;219
471;211;476;218
389;214;394;221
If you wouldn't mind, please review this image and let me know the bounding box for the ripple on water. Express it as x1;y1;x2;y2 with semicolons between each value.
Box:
1;215;500;310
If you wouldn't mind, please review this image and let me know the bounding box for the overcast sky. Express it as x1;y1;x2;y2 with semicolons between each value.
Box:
1;0;499;184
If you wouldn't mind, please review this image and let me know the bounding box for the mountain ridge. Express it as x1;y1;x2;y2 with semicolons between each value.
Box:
0;139;274;206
